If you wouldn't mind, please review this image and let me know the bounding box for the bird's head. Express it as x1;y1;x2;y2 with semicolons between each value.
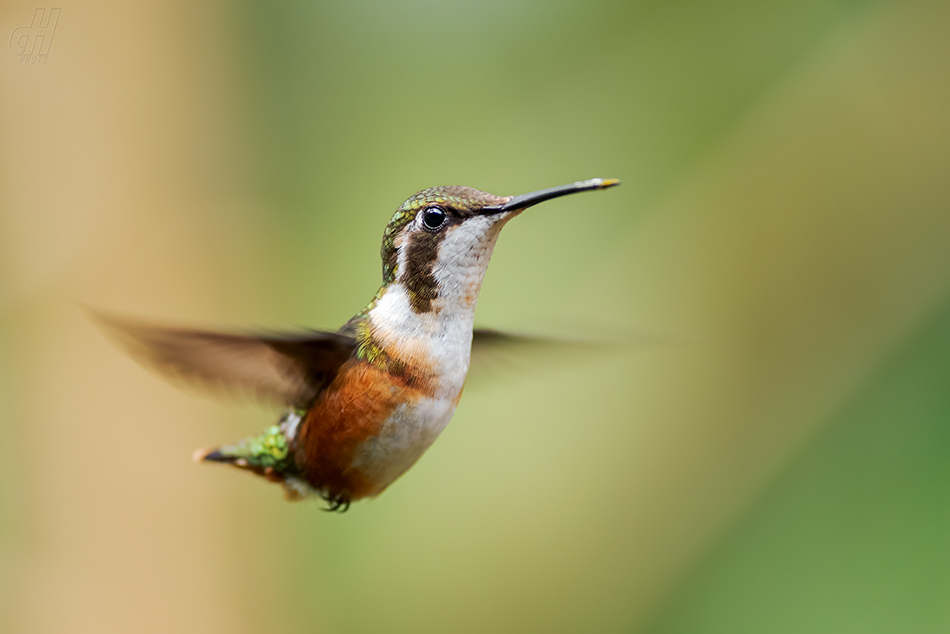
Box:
378;178;620;315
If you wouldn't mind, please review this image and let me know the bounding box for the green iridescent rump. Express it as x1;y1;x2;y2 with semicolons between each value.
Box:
217;424;291;471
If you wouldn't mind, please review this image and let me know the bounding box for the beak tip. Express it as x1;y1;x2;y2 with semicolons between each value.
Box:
483;176;622;213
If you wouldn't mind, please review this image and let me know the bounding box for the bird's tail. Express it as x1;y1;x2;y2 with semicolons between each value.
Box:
193;424;292;483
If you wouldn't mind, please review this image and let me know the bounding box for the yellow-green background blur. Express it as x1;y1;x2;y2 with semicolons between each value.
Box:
3;1;950;632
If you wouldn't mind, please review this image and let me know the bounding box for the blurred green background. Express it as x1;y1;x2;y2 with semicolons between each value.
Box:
2;0;950;632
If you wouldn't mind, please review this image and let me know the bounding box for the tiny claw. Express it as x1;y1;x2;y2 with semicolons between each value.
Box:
321;495;351;513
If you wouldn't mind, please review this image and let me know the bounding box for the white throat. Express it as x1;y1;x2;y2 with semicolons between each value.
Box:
366;213;514;396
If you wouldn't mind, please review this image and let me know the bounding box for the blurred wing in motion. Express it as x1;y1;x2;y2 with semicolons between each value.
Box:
469;328;610;384
93;312;357;408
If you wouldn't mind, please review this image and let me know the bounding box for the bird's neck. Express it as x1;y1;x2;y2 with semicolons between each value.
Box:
353;281;478;397
352;215;510;395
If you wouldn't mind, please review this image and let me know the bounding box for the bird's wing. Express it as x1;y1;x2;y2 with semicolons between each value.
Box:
94;313;357;408
471;328;571;353
469;328;606;381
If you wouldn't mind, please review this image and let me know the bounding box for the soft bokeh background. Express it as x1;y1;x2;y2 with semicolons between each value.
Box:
2;0;950;632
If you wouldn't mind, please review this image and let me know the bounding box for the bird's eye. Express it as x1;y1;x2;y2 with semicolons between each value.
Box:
421;206;447;231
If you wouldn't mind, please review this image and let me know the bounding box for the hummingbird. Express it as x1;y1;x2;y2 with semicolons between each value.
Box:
98;178;620;511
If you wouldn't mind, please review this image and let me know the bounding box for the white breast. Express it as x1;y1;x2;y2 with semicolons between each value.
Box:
368;284;473;398
352;212;516;492
349;395;457;493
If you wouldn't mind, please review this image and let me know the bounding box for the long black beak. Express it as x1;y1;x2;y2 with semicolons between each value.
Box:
481;178;620;213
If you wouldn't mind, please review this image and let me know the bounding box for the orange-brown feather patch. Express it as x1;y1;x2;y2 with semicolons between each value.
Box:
295;358;430;500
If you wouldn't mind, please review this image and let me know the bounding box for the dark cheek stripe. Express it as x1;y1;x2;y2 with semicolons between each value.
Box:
403;230;448;313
